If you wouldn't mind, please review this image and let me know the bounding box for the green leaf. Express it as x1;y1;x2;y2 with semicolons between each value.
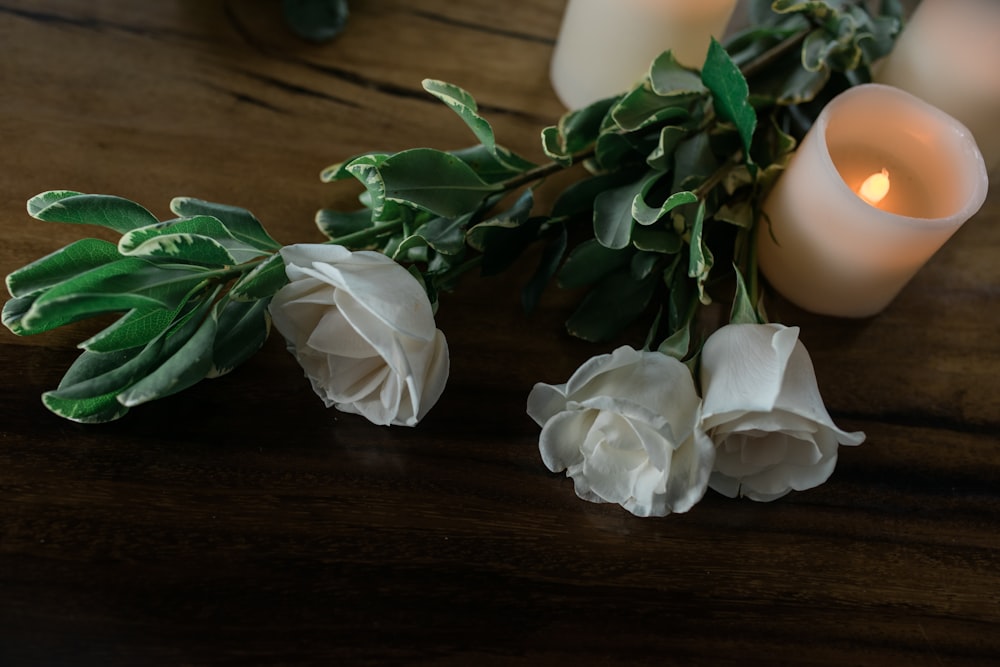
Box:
630;251;661;281
771;0;839;20
594;179;643;250
595;130;640;169
230;253;288;301
631;226;683;254
81;305;182;353
542;96;617;165
6;238;121;298
646;125;689;170
28;192;158;233
422;79;535;171
26;190;82;217
466;189;534;250
632;172;699;226
378;148;501;218
315;208;373;241
672;132;716;191
701;38;757;163
730;265;762;325
51;342;163;400
209;297;271;377
687;201;714;305
610;82;694;132
42;389;130;423
566;270;657;342
557;239;632;290
777;59;831;105
119;228;237;267
541;126;569;167
551;170;639;219
116;306;218;407
451;145;525;182
522;226;567;314
170;197;281;251
2;294;37;335
467;191;538;276
658;322;692;362
648;51;708;97
342;154;399;223
320;152;389;182
422;80;495;154
40;289;219;421
413;215;470;256
20;260;210;335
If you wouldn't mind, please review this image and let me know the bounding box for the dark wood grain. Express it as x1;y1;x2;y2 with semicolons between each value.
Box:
1;1;997;665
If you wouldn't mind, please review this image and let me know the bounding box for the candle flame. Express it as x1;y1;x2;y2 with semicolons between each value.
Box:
858;168;891;207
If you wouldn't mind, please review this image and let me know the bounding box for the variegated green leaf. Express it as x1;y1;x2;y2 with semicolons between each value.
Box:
594;179;644;250
19;259;210;334
230;253;288;301
120;232;236;267
422;79;535;171
209;297;271;377
6;238;121;298
378;148;501;218
316;208;373;241
27;192;158;233
116;305;219;407
42;389;131;423
169;197;281;251
557;239;631;290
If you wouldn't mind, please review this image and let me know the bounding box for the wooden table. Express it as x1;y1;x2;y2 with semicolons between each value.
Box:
1;1;997;664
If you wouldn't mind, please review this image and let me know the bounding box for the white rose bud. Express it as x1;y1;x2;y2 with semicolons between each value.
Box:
269;244;449;427
527;346;714;517
700;323;865;501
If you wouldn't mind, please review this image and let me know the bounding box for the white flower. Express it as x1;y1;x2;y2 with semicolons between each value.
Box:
268;243;449;427
527;346;714;517
699;323;865;502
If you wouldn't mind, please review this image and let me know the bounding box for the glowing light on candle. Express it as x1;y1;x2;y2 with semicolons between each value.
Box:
858;168;891;207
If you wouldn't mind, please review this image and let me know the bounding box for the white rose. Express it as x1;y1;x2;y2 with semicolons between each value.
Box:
527;346;714;517
700;323;865;502
268;243;449;427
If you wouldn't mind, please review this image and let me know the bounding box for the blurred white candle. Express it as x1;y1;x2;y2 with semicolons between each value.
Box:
758;84;988;318
875;0;1000;172
549;0;738;109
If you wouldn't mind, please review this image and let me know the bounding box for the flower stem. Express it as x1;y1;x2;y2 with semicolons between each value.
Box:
499;148;596;191
328;219;404;248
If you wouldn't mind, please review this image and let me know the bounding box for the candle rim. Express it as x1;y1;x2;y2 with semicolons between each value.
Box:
814;83;989;227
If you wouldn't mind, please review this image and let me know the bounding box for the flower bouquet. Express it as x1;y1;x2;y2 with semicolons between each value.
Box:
2;1;962;517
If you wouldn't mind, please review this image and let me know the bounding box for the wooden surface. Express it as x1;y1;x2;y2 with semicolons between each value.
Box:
1;1;998;665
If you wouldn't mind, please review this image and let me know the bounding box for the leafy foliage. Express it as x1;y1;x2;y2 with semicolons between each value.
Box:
4;194;279;422
3;0;901;422
314;0;899;355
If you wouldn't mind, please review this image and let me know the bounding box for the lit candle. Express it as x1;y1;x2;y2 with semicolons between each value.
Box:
549;0;738;109
874;0;1000;173
757;84;988;318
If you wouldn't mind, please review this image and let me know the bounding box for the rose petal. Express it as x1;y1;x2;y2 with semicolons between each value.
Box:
526;382;570;426
539;410;594;472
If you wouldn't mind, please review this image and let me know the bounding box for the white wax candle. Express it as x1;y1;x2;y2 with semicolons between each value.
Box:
757;84;988;318
874;0;1000;172
549;0;738;110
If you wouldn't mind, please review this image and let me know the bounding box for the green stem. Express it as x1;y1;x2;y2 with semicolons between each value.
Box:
327;219;405;248
499;147;596;191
